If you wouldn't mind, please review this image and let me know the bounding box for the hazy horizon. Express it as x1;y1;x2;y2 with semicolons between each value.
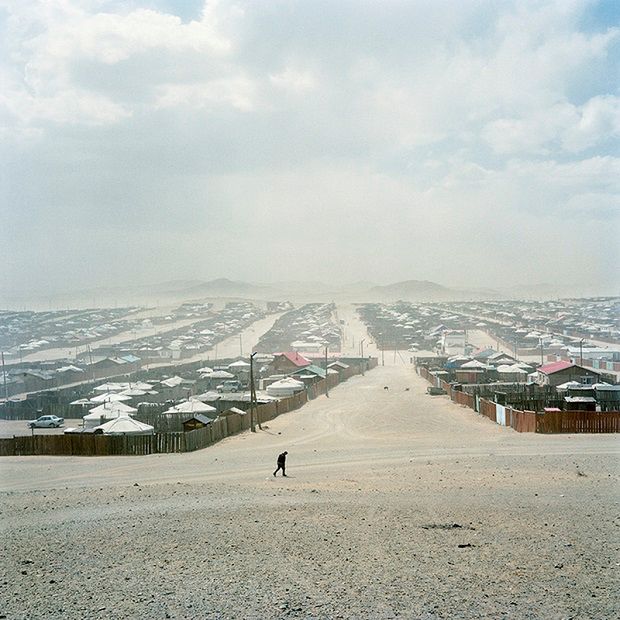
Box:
2;0;619;298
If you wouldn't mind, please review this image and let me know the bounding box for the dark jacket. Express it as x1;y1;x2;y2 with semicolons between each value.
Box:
277;452;287;465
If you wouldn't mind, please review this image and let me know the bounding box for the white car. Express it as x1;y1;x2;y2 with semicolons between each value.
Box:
28;415;64;429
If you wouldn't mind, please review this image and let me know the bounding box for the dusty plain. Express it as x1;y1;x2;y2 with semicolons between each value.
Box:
1;359;619;619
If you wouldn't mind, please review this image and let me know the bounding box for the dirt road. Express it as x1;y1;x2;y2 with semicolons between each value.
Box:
1;362;618;619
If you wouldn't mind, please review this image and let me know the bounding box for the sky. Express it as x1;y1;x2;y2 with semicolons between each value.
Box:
1;0;619;298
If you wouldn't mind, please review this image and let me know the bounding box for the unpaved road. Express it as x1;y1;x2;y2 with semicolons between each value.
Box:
1;361;619;619
2;313;284;404
17;301;278;365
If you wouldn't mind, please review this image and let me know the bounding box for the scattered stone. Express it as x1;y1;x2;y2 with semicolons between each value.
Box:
421;523;475;531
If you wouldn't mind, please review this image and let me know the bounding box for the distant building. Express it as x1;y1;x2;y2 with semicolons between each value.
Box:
14;369;55;393
440;330;467;355
270;352;311;374
564;346;620;363
536;361;600;387
487;352;517;366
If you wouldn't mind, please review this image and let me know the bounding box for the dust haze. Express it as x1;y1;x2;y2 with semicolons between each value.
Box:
1;0;618;303
1;4;619;620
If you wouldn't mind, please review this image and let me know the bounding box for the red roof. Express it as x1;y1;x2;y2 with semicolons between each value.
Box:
274;352;311;367
538;360;573;375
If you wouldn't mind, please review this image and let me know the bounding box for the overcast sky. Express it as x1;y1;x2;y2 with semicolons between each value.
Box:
1;0;619;297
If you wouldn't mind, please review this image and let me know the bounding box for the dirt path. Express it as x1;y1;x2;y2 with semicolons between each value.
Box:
1;361;619;619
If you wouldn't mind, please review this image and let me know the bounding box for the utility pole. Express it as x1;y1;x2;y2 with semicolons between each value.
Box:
249;352;258;432
1;351;8;401
325;346;329;397
539;338;544;366
88;345;94;382
381;344;385;367
360;339;365;376
579;338;584;366
239;334;243;357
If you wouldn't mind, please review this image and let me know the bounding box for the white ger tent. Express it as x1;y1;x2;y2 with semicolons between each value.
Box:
164;399;217;415
266;378;305;398
89;392;132;404
83;402;138;428
93;415;154;436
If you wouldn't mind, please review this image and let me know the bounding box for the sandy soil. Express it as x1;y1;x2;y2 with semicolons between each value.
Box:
0;420;84;439
1;359;619;619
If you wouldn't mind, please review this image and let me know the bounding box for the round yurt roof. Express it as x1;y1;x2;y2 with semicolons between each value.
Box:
193;391;221;402
210;370;235;379
460;360;488;369
165;399;217;414
593;383;620;391
93;382;128;393
132;382;154;391
497;364;526;374
86;402;138;419
120;389;147;397
90;392;132;404
228;360;251;369
556;380;582;390
94;415;154;435
270;378;305;389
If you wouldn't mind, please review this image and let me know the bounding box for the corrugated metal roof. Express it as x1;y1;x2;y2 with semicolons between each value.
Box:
274;352;311;367
538;360;574;375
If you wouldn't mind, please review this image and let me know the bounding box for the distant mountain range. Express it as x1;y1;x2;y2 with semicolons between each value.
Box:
3;278;616;310
367;280;455;300
155;278;502;302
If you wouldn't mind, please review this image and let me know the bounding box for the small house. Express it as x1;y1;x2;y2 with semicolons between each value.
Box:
270;352;311;374
182;414;215;431
536;361;600;387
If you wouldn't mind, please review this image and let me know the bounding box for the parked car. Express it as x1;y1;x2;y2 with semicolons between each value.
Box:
216;380;244;393
28;415;64;428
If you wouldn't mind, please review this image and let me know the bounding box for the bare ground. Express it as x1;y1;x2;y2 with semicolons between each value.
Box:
1;361;619;620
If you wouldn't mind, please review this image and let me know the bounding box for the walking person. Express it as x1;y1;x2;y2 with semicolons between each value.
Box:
273;451;288;477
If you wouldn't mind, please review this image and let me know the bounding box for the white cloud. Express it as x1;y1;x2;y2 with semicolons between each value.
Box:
155;76;257;111
269;67;317;93
0;0;237;128
562;95;620;152
483;96;620;154
0;0;618;293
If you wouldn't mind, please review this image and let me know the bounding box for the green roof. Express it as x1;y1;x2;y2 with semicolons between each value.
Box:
294;364;326;378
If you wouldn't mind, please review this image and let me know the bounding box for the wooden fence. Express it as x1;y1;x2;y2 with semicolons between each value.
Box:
0;432;182;457
417;365;619;434
536;410;620;433
452;390;474;409
478;398;497;421
0;359;373;456
510;409;537;433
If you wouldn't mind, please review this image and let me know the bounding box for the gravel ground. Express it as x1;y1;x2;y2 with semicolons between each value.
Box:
1;362;619;619
0;420;83;439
